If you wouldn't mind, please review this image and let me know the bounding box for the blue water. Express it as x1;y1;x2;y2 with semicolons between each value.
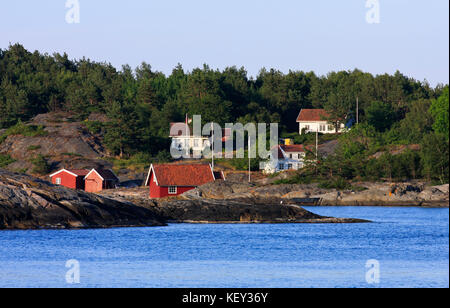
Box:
0;207;448;288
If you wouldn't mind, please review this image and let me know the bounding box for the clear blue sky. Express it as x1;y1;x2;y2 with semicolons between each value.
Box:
1;0;448;86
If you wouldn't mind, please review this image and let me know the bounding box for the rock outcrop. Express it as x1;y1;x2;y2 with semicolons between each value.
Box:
152;198;368;224
183;181;449;207
0;169;165;230
101;188;370;224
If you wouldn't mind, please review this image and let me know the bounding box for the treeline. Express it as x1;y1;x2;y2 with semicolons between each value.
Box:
286;87;449;185
0;44;448;182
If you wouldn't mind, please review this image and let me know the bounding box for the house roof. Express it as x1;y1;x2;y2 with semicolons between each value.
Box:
275;144;313;159
84;169;119;181
146;164;215;187
49;169;90;178
280;145;307;153
170;123;230;140
296;109;330;122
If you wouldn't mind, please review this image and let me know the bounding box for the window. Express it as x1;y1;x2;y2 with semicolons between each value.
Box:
288;164;293;170
304;125;310;131
320;125;326;132
168;186;177;194
328;125;334;131
279;164;285;170
55;178;61;185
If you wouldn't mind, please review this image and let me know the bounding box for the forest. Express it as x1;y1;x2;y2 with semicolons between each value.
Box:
0;44;448;183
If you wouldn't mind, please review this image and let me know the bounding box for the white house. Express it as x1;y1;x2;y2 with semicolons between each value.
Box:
263;145;309;174
170;122;209;157
170;123;232;158
296;109;345;135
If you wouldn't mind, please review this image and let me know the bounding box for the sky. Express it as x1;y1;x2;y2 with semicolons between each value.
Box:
0;0;449;86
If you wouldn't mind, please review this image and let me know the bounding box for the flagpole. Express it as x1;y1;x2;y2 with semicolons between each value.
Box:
211;122;214;172
248;137;251;183
316;127;319;159
356;97;359;124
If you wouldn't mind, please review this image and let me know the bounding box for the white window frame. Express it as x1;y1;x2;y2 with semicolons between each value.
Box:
168;186;178;195
55;178;61;185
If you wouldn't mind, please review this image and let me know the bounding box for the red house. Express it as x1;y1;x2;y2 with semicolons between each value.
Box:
84;169;119;193
145;164;222;198
49;169;90;190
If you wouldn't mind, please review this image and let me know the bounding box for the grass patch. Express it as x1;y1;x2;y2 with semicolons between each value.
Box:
14;168;29;174
0;154;16;168
0;121;48;144
108;151;172;174
318;177;352;190
61;152;83;157
27;145;42;151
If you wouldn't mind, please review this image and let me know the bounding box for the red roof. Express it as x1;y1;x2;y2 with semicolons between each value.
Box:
68;169;90;176
152;164;215;187
281;145;307;153
89;169;118;180
50;169;90;177
296;109;330;122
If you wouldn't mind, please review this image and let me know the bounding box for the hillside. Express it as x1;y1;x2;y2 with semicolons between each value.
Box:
0;112;116;175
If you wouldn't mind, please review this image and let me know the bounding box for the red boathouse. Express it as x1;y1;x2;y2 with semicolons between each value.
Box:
49;169;90;190
145;164;222;198
84;169;119;193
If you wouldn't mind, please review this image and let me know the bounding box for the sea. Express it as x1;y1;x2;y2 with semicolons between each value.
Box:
0;206;448;288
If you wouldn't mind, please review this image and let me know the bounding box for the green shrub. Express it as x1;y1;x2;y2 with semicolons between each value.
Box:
84;121;105;135
318;177;351;190
31;154;50;175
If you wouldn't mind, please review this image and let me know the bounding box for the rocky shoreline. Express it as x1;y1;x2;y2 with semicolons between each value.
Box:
3;168;448;230
0;169;369;230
